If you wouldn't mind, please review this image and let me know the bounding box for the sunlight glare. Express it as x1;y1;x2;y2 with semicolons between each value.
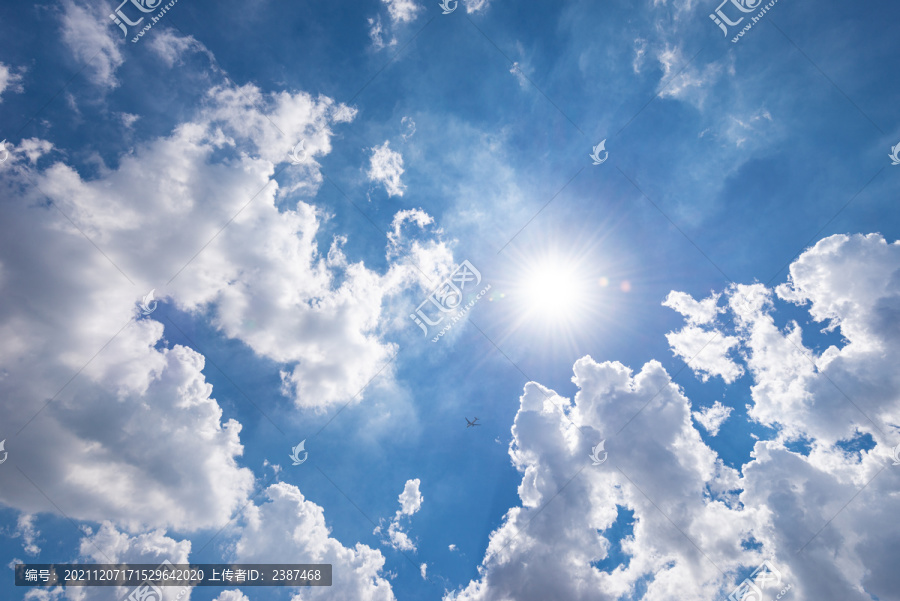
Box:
523;261;586;317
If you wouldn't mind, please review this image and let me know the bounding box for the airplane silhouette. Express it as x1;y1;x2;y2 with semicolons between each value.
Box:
466;417;481;428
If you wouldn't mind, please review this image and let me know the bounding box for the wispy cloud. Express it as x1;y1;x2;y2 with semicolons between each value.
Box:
0;62;25;101
58;0;123;89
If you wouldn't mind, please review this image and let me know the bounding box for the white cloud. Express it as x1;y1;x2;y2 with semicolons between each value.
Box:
15;514;41;556
213;592;250;601
401;116;416;140
21;82;398;413
76;522;193;601
632;38;647;74
59;0;124;89
0;74;434;534
692;400;733;436
23;588;66;601
420;563;428;579
387;208;438;259
509;62;529;88
367;0;419;51
445;233;900;601
368;16;397;50
398;478;423;515
655;44;723;108
448;544;457;552
445;365;745;601
665;324;745;383
0;62;25;101
233;482;396;601
368;141;407;197
664;290;743;383
0;332;255;531
723;108;775;148
375;478;423;552
462;0;491;13
118;112;141;128
384;209;454;302
383;0;422;23
663;290;722;325
147;28;215;68
13;138;54;164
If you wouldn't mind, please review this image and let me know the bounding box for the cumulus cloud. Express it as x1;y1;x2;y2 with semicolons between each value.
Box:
664;290;744;383
665;324;745;383
76;522;193;601
59;0;124;89
445;233;900;601
233;482;396;600
375;478;423;552
692;400;733;436
420;563;428;579
368;141;407;197
398;478;424;514
0;72;437;536
11;81;406;413
0;330;255;531
663;290;722;325
446;364;744;601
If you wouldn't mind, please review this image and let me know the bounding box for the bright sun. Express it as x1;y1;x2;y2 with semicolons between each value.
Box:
523;261;587;316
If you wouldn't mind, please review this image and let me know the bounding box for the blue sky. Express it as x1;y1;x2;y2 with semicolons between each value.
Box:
1;0;899;600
